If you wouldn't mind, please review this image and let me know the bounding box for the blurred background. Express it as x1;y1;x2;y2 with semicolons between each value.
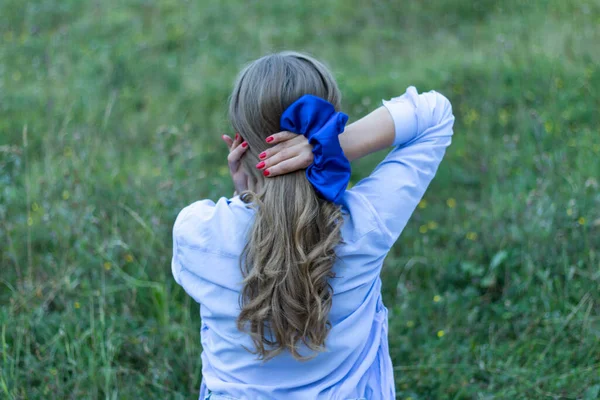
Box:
1;0;599;398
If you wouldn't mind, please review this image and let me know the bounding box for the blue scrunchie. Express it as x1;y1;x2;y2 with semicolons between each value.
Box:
280;95;351;204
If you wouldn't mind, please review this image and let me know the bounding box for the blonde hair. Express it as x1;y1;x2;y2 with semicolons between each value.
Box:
229;52;343;360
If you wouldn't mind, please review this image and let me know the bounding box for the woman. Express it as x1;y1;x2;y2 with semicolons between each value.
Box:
172;51;454;399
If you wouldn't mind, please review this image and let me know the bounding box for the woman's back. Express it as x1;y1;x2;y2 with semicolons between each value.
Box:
174;191;392;399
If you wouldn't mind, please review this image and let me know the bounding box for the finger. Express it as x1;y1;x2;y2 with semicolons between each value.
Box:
222;135;234;149
227;141;249;169
232;132;242;148
260;135;306;160
259;142;311;169
230;133;243;153
266;131;298;145
263;153;313;178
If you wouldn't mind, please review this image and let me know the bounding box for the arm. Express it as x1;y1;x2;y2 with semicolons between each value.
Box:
338;106;395;162
348;87;454;246
256;107;395;173
255;87;454;246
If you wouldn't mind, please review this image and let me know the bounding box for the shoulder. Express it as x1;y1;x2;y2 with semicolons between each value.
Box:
173;196;254;257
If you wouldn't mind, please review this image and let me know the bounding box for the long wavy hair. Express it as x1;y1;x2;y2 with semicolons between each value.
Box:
229;52;344;360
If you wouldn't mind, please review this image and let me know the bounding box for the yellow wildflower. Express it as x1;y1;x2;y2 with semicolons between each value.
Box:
464;108;479;126
433;295;442;303
74;302;81;309
466;232;478;241
125;254;134;263
578;217;586;225
418;199;427;209
554;77;563;89
406;320;415;328
62;190;70;200
427;221;438;230
437;330;445;338
446;198;456;208
566;208;573;216
498;109;509;126
104;262;112;271
419;225;428;234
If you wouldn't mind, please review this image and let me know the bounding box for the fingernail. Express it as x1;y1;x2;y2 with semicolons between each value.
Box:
235;133;240;141
256;161;265;169
241;141;248;148
266;136;274;143
263;169;270;177
259;152;267;159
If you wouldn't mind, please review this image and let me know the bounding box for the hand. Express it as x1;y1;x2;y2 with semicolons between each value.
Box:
256;132;313;178
222;133;250;195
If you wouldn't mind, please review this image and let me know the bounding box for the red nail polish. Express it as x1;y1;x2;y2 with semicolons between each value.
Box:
235;133;240;141
256;161;265;169
241;142;248;148
266;136;274;143
259;152;267;159
263;169;270;177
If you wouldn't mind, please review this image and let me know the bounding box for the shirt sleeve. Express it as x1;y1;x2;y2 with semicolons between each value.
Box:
348;86;455;248
170;199;215;287
171;204;193;286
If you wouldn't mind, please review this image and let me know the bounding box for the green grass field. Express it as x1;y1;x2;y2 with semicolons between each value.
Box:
1;1;599;398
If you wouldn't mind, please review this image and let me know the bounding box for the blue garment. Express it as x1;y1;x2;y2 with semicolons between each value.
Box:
280;94;350;204
172;87;454;400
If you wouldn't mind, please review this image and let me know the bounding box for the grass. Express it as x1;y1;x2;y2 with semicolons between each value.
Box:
1;0;599;398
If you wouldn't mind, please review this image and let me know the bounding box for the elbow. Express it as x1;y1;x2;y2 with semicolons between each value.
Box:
412;89;455;140
431;91;455;135
435;92;454;123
